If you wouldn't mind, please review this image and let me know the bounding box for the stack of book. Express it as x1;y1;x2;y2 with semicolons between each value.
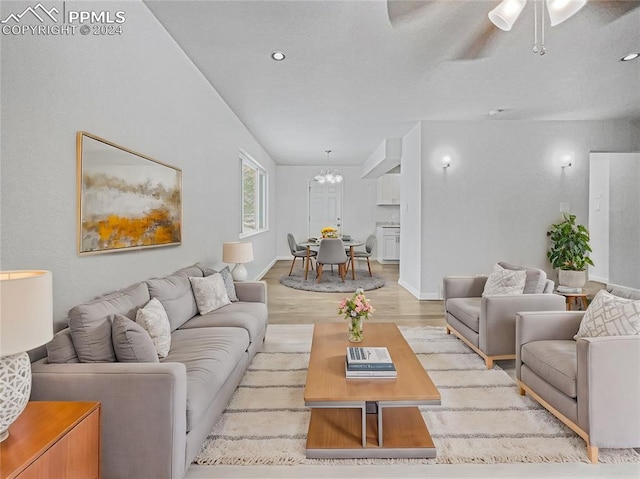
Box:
557;286;583;294
345;347;397;378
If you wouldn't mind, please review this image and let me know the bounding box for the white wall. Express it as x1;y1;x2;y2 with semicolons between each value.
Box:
276;166;377;258
0;1;277;327
398;123;422;297
417;120;640;298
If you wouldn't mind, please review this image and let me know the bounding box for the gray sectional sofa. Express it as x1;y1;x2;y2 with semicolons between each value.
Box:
29;264;268;479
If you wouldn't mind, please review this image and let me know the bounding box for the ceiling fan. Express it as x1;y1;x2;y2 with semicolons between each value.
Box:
387;0;640;59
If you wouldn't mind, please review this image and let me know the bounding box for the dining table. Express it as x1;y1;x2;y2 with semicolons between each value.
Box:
299;239;364;281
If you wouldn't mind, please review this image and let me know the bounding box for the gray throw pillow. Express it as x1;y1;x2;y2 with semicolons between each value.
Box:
112;314;159;363
498;261;547;294
219;266;239;302
46;329;79;364
575;289;640;339
189;273;231;314
136;298;171;358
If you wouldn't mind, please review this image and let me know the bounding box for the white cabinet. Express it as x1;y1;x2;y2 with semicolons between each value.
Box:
377;226;400;263
376;174;401;205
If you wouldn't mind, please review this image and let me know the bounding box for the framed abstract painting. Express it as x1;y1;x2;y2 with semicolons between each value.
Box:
77;131;182;255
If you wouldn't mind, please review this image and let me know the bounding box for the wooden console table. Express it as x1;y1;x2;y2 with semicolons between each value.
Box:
0;401;100;479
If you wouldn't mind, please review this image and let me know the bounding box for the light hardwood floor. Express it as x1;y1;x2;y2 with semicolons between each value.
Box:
185;261;640;479
263;260;445;327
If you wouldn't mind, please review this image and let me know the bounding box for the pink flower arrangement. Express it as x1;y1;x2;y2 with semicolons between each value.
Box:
338;288;374;321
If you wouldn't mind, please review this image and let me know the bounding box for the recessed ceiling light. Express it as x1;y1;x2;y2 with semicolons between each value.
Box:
271;51;286;61
621;52;639;62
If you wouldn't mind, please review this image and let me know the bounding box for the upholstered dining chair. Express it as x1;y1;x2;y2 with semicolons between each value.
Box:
287;233;316;276
316;238;348;283
347;234;377;277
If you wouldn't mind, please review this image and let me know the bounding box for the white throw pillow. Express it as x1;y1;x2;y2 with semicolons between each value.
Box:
574;289;640;339
482;263;527;297
135;298;171;358
189;273;231;315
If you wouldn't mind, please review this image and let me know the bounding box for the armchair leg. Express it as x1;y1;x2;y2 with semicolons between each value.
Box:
518;386;525;396
317;264;323;283
484;357;494;369
587;445;598;464
366;258;372;277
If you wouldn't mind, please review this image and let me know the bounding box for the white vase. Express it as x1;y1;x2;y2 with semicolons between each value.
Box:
558;270;587;288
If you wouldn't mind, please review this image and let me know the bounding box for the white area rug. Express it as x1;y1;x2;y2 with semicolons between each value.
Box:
194;326;640;466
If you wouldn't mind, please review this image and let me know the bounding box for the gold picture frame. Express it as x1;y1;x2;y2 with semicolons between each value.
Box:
77;131;182;255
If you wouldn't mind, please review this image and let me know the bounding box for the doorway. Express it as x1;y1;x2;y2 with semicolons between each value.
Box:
308;180;343;239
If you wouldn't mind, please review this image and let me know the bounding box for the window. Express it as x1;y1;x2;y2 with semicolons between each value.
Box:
240;151;268;237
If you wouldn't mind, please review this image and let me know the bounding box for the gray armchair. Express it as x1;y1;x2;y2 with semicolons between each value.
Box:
443;262;565;369
516;287;640;463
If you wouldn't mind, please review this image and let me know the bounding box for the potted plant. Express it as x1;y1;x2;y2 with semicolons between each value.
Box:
546;213;594;288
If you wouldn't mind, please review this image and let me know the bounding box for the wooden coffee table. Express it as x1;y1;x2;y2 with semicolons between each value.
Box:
304;322;441;459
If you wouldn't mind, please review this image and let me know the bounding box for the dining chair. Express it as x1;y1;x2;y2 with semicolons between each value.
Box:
347;234;377;277
316;238;348;283
287;233;316;276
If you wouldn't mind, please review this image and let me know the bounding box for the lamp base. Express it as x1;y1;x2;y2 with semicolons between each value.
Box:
0;351;32;442
231;263;248;282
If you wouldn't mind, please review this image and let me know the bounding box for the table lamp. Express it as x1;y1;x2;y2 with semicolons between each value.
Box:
222;242;254;281
0;270;53;442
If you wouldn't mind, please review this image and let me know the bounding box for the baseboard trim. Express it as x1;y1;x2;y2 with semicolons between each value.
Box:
397;279;440;300
255;257;278;280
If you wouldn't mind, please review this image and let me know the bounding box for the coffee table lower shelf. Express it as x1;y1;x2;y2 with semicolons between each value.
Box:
305;406;435;459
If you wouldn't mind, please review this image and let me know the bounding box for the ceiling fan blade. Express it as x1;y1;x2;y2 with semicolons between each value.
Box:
453;19;501;60
586;0;640;23
387;0;438;28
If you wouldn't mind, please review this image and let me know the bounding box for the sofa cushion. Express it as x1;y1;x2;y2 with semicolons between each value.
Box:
521;340;577;398
146;265;202;332
46;329;79;364
69;282;150;363
162;327;250;433
498;262;547;294
189;273;231;314
482;263;526;296
179;302;268;343
199;264;239;302
575;289;640;339
112;314;159;363
136;298;171;358
446;298;481;333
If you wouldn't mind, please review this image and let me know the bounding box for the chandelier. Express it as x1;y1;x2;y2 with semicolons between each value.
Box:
313;150;343;184
488;0;587;55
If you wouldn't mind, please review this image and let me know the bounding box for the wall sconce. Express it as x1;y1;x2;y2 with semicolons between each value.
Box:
442;156;451;169
560;155;573;168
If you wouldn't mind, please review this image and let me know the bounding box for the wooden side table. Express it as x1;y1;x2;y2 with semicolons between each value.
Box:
557;292;589;311
0;401;100;479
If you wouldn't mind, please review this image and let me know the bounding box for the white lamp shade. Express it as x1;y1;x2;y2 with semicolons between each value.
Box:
0;270;53;356
546;0;587;26
488;0;527;31
222;242;254;264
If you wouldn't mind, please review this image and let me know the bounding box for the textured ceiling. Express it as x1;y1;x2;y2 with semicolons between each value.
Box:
145;0;640;166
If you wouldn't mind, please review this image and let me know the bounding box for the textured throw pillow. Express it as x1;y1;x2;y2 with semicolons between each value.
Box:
574;289;640;339
498;261;547;294
112;314;159;363
189;273;231;315
219;266;239;302
46;329;79;364
135;298;171;358
482;263;527;297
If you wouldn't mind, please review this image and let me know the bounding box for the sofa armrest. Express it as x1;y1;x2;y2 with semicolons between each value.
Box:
234;280;267;304
30;360;187;479
577;335;640;447
515;310;584;379
443;276;488;302
480;293;567;356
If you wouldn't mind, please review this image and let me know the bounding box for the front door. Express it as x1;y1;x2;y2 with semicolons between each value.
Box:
308;180;343;239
